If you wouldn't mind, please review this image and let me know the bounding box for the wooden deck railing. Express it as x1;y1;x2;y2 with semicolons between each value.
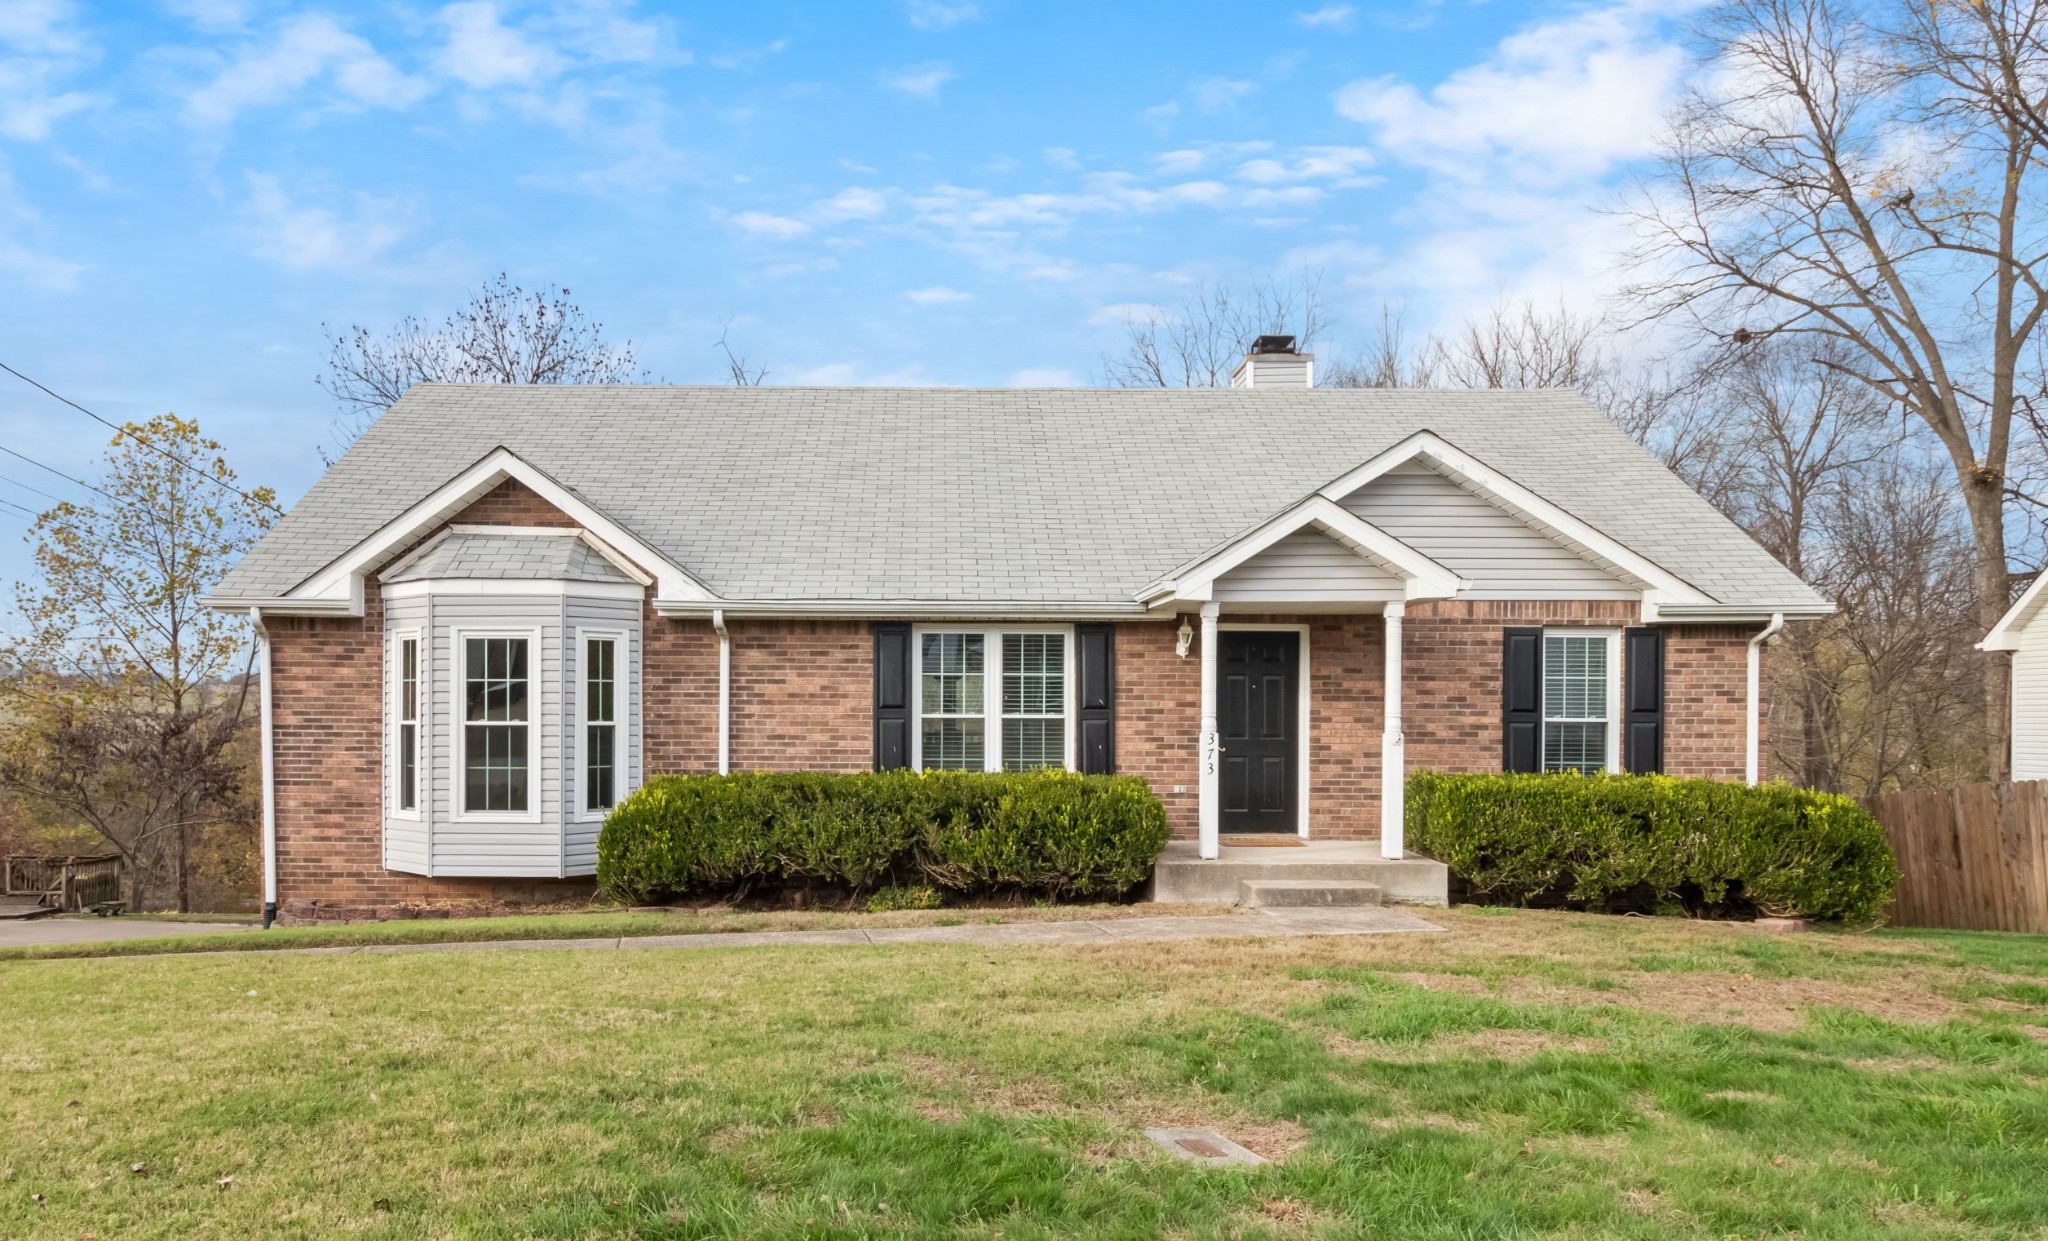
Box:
1860;782;2048;933
3;854;124;912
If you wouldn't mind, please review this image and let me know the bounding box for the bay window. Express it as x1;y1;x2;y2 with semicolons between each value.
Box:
583;635;618;812
396;634;419;812
463;635;531;814
916;628;1072;772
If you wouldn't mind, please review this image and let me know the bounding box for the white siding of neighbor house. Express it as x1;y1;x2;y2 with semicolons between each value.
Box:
1340;461;1638;599
383;586;642;880
1213;530;1405;604
2013;620;2048;780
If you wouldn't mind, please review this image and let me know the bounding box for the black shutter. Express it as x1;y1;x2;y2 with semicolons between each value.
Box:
873;622;912;771
1623;626;1665;774
1502;627;1543;772
1074;623;1115;774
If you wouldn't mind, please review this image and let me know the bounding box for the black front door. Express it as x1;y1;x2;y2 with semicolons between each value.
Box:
1219;630;1299;834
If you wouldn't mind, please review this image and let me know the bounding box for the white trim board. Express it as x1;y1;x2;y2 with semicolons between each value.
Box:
1217;622;1313;839
1143;496;1467;606
272;447;707;615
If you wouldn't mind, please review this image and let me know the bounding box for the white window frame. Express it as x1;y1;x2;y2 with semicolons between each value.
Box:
575;628;631;821
389;628;423;821
910;624;1077;773
1540;628;1623;775
450;625;545;824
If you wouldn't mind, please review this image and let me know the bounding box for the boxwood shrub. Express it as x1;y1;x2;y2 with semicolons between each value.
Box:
1406;771;1899;923
596;769;1170;904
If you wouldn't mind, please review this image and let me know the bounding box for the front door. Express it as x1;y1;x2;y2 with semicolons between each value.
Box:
1219;630;1299;834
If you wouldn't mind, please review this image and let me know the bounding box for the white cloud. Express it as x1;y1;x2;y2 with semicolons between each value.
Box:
786;361;932;386
238;173;412;270
904;285;972;305
1293;4;1357;30
160;0;250;30
729;210;811;239
904;1;980;31
1334;0;1681;182
1088;302;1166;327
1234;146;1376;186
438;1;564;88
1011;368;1075;386
185;13;427;126
1042;146;1081;170
813;186;887;221
1190;77;1257;111
0;0;98;140
883;61;956;100
0;169;78;288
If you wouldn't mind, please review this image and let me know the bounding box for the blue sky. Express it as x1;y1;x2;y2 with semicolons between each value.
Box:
0;0;1692;585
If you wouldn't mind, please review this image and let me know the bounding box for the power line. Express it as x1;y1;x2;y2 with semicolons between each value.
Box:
0;440;117;502
0;360;285;516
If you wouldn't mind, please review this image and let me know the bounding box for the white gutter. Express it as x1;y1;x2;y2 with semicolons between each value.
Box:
1745;612;1786;785
250;607;279;928
712;608;731;775
651;599;1151;621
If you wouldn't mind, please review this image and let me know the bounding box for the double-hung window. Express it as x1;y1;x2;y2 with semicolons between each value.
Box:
396;635;420;812
916;629;1071;772
1542;632;1618;774
584;636;618;813
463;636;530;814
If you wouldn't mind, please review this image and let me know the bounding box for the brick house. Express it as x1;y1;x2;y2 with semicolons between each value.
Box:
207;339;1828;923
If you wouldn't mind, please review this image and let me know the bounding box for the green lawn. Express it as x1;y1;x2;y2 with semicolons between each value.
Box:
4;908;2046;1239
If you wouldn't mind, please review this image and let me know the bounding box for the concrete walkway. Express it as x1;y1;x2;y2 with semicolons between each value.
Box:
267;906;1443;956
0;916;253;947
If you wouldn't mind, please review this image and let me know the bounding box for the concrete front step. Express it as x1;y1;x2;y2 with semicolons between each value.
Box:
1239;878;1383;908
1149;841;1449;906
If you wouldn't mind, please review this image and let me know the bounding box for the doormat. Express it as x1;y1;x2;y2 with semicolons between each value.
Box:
1218;836;1305;847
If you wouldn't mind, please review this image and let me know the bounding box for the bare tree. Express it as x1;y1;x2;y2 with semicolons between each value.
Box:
0;416;274;911
1099;270;1330;387
715;320;769;386
319;274;645;456
1621;0;2048;777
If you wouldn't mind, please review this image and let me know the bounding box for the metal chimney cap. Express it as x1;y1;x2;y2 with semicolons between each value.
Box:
1251;335;1298;355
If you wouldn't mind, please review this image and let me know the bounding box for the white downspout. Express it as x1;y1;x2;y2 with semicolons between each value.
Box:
1197;603;1221;859
251;607;278;928
1381;603;1405;859
1746;612;1785;785
713;608;731;775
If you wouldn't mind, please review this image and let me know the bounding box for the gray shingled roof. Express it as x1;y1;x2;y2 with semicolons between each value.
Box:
214;385;1824;610
382;530;635;585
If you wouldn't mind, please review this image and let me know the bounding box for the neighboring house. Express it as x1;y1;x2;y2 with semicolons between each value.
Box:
207;339;1829;922
1981;574;2048;777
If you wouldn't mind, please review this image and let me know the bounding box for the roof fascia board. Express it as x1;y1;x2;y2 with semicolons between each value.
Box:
1143;496;1465;602
285;447;709;613
1316;430;1715;607
652;599;1154;621
1982;573;2048;650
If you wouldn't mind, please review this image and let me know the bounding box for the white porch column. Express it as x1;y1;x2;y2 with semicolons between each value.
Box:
1197;602;1222;859
1381;603;1406;859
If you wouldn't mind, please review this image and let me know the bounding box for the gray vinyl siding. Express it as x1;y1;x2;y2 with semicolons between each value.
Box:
382;595;431;874
1213;530;1405;603
1340;461;1638;600
564;596;643;873
2014;622;2048;780
382;585;641;879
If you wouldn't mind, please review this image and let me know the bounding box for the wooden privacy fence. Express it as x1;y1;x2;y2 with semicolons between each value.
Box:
1861;781;2048;933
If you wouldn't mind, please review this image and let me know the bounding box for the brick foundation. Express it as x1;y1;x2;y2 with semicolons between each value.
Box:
262;485;1767;901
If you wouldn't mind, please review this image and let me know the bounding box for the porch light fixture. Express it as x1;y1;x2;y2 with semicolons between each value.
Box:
1176;616;1194;658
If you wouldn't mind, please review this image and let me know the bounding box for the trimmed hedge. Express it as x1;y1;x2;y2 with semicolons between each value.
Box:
1406;771;1899;923
596;769;1170;904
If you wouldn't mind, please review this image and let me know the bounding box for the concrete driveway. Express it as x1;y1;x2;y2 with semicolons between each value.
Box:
0;916;253;947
